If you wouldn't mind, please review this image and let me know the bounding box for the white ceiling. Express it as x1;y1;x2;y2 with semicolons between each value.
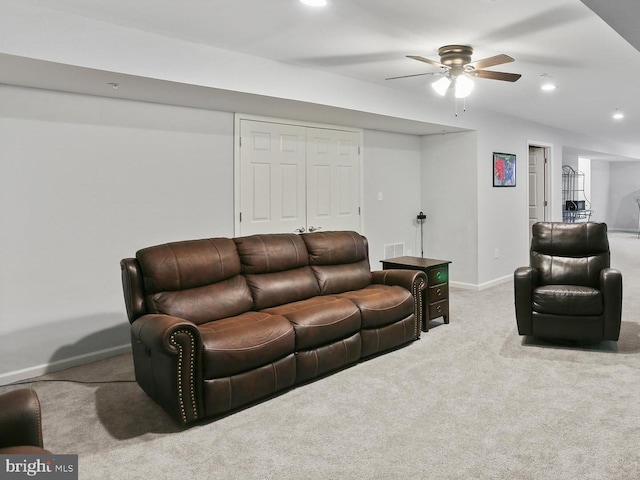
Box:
2;0;640;158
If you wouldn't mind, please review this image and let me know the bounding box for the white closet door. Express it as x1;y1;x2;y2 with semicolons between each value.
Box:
306;129;361;233
239;120;306;235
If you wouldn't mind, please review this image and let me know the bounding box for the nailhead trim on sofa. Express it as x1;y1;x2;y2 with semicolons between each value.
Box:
170;330;198;424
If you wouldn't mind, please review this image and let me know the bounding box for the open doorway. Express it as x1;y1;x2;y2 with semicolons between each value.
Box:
528;143;551;240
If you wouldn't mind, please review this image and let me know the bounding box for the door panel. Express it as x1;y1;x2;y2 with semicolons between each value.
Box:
306;129;360;232
240;120;306;235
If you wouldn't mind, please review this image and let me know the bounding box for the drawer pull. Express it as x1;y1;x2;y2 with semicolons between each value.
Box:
436;288;442;297
436;305;442;313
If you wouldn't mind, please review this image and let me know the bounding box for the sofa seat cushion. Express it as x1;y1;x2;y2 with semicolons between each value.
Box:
199;312;295;379
263;297;361;350
533;285;603;316
336;285;414;329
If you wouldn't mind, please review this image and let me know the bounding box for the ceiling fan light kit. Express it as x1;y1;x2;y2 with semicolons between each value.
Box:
454;75;474;99
432;76;451;96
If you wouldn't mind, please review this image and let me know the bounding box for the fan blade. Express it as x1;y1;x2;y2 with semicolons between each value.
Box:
472;70;522;82
386;72;442;80
406;55;446;69
466;54;514;70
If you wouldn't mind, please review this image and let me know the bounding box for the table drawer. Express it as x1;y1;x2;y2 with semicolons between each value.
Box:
428;267;448;285
428;283;449;303
429;300;449;319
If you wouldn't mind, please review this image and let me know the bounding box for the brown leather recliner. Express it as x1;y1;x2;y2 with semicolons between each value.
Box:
0;388;50;454
514;222;622;344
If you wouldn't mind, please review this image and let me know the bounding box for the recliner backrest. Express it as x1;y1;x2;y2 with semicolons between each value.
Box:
136;238;254;324
302;231;372;294
530;222;610;288
235;233;320;309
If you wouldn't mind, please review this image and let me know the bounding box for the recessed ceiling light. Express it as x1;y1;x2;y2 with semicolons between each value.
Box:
300;0;328;6
539;73;556;91
612;110;624;120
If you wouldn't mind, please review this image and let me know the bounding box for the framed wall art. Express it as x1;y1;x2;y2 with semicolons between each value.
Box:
493;152;516;187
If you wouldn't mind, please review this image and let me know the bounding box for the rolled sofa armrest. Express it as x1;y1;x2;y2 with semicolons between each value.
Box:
601;268;623;341
372;269;426;292
372;269;427;339
0;388;48;452
131;314;203;424
514;266;539;336
132;314;201;353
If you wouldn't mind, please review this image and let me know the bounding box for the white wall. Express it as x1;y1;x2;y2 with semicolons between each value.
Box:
473;111;536;287
608;162;640;231
0;85;234;380
362;131;422;268
420;131;478;286
590;160;610;223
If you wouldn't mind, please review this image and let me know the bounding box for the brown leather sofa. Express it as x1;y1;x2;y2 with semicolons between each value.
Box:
0;388;50;454
121;230;426;425
514;222;622;344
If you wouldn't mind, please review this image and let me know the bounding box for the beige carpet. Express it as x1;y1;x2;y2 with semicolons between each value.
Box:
3;232;639;480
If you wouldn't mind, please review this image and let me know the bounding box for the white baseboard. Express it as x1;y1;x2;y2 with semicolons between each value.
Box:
0;344;131;386
478;274;512;290
451;274;512;291
449;281;478;290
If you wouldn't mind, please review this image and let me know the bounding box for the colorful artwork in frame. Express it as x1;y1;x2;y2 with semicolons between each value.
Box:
493;152;516;187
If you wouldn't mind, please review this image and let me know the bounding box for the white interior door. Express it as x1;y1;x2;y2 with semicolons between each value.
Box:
239;120;306;235
528;146;546;237
306;129;361;233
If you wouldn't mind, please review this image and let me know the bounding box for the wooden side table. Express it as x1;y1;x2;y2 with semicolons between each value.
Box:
381;256;451;332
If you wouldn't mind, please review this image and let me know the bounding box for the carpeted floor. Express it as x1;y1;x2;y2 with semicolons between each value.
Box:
3;232;639;479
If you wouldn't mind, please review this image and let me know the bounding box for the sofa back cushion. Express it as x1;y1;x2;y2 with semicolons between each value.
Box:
530;222;610;288
302;231;372;294
235;234;320;309
136;238;253;324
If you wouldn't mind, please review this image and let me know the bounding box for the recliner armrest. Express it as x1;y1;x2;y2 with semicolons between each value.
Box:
372;269;426;339
131;314;202;353
514;266;539;336
0;388;47;451
601;268;623;341
131;315;203;424
371;269;426;293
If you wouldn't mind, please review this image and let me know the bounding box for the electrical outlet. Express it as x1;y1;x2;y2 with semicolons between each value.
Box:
494;248;500;259
378;192;383;201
